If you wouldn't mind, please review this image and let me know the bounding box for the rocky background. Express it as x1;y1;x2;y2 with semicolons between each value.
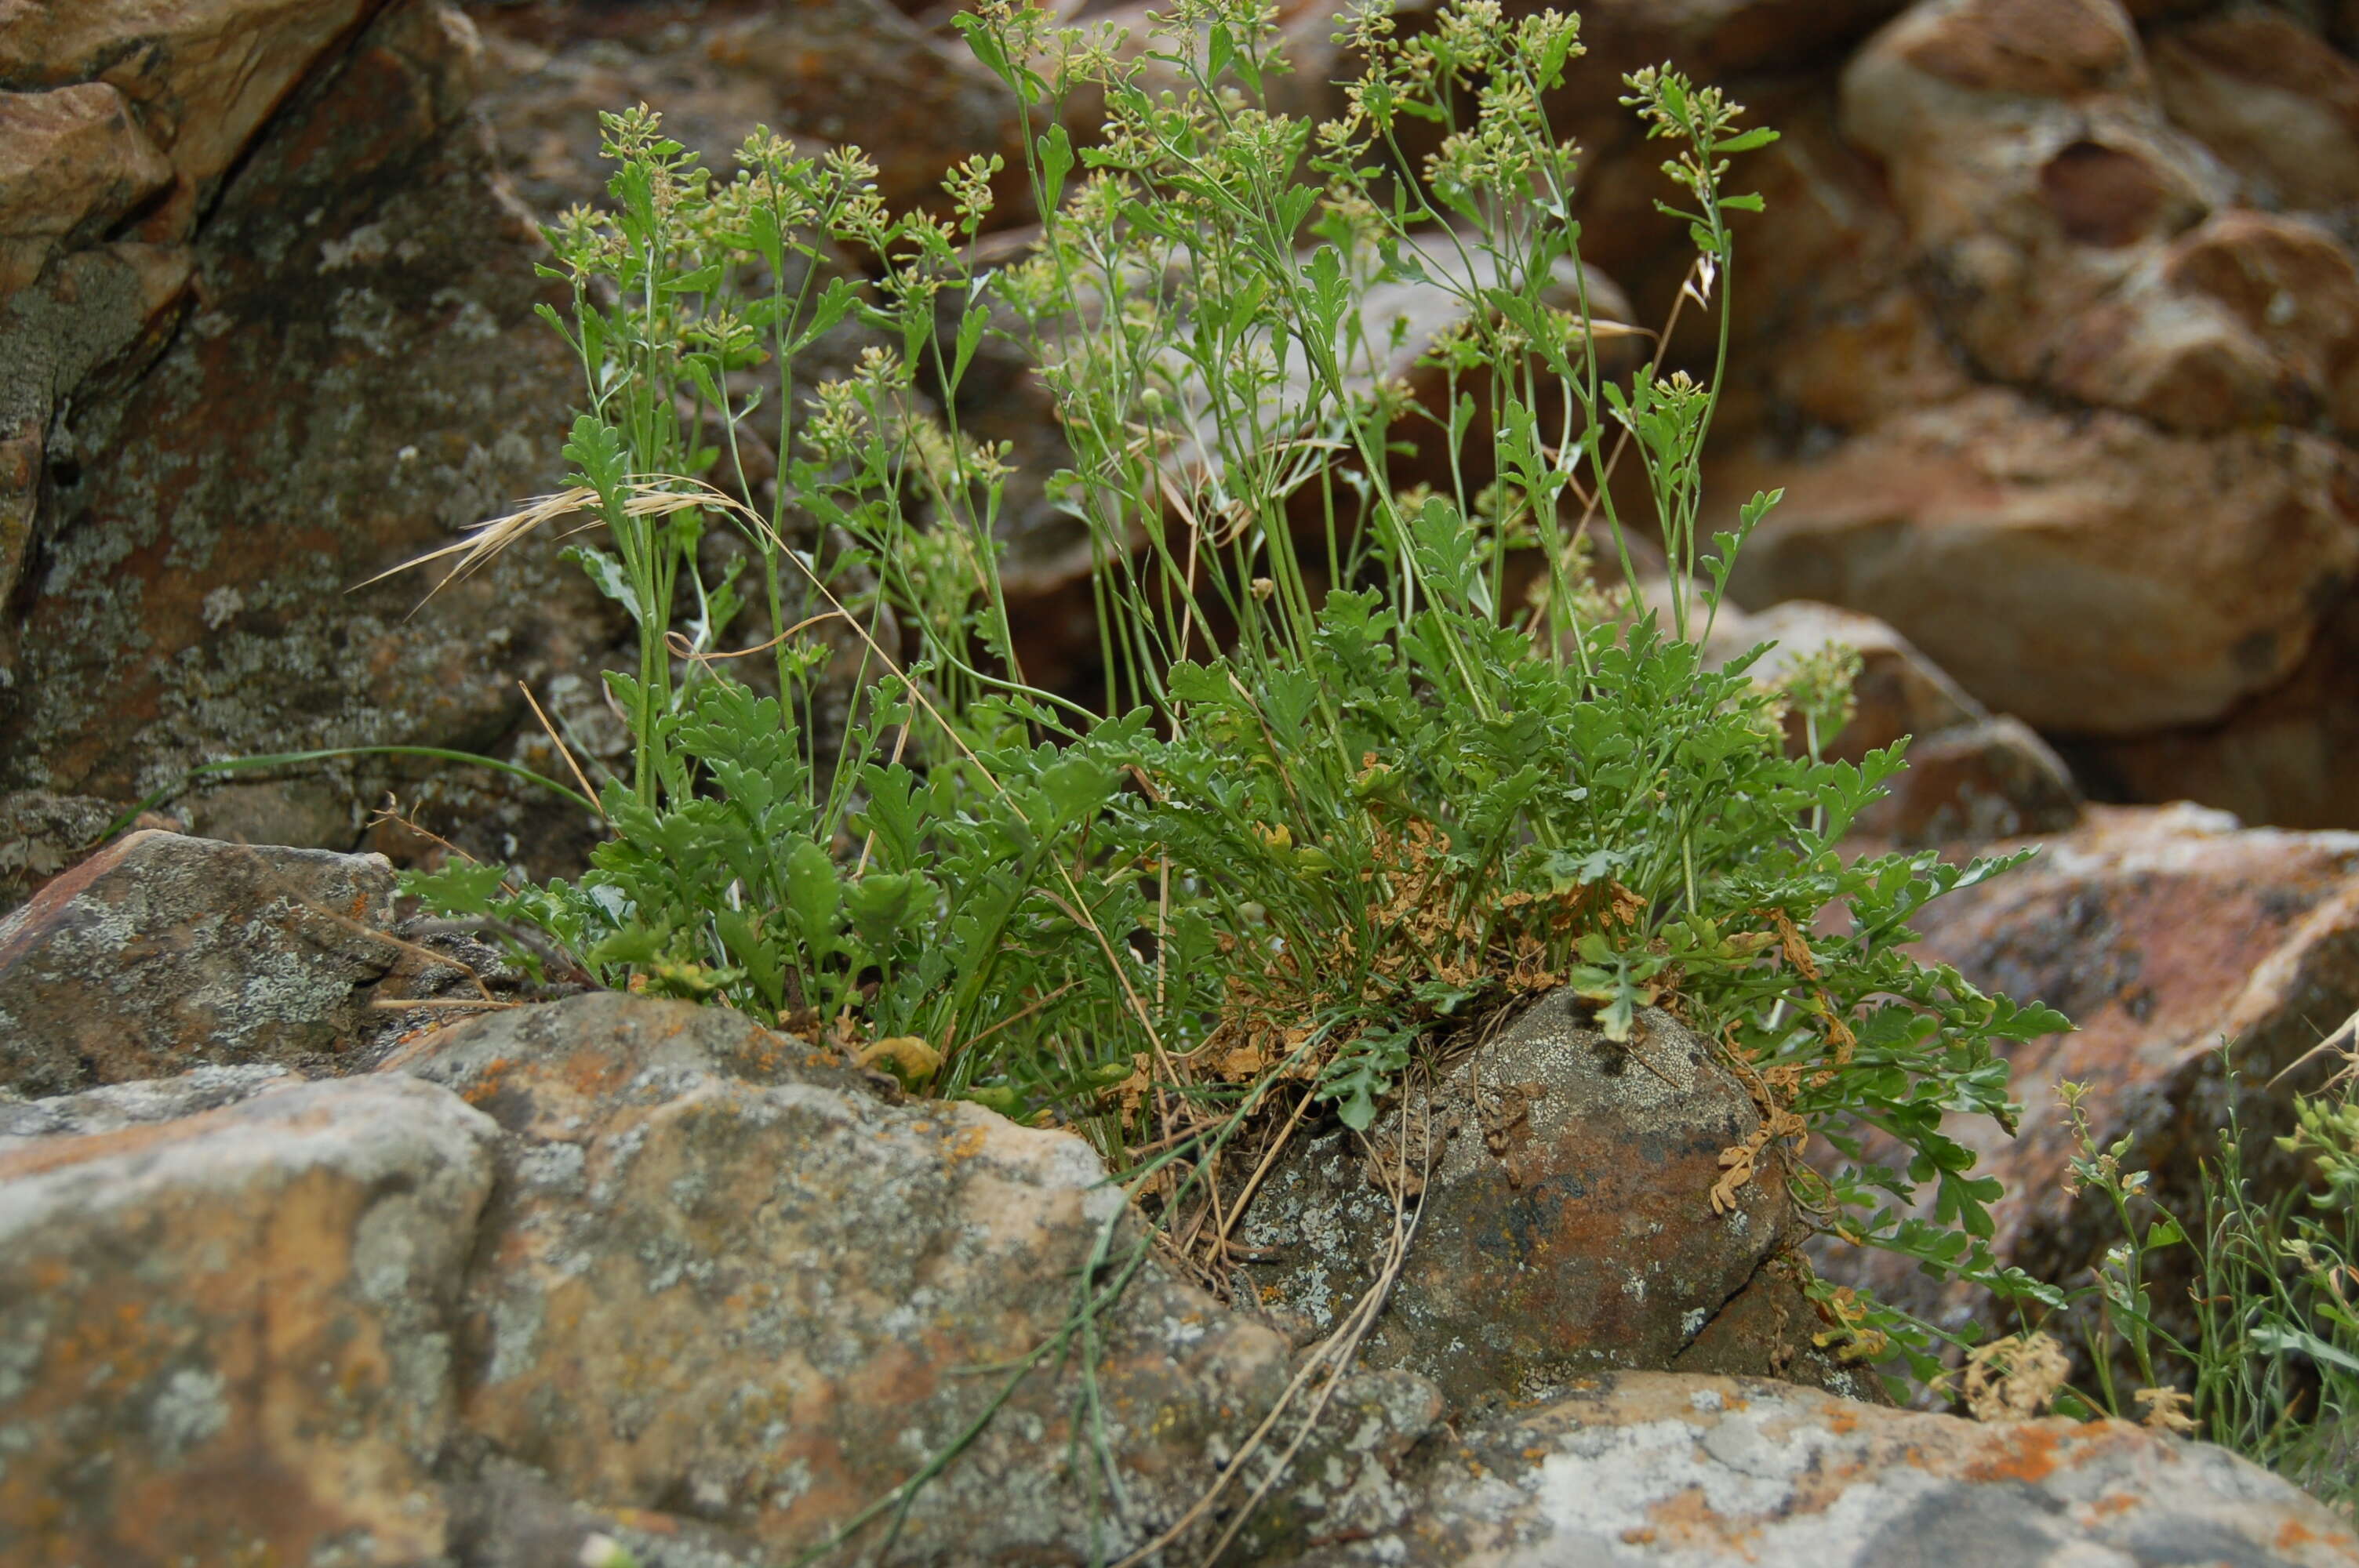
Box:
8;0;2359;1562
4;0;2356;884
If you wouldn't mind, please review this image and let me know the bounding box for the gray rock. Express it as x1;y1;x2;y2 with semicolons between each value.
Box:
0;1073;500;1566
0;829;401;1097
1234;994;1808;1418
384;992;1321;1564
0;1062;299;1142
1297;1371;2359;1566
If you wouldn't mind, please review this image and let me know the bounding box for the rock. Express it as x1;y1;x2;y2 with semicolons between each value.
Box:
381;992;1332;1563
1292;1371;2359;1566
1721;387;2359;735
441;1450;782;1568
2150;8;2359;214
2078;586;2359;831
1823;804;2359;1341
1703;599;2081;846
0;1062;299;1141
0;1073;500;1567
0;82;174;284
2;0;618;869
468;0;1019;217
1861;714;2083;845
0;829;402;1098
0;0;383;241
1234;993;1823;1417
1710;598;1985;767
0;789;126;912
1664;1265;1861;1389
1503;0;1914;85
1839;0;2359;437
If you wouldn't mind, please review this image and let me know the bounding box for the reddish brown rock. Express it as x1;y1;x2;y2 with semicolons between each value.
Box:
1706;598;2082;844
382;993;1348;1563
0;1073;500;1567
2157;209;2359;434
1826;804;2359;1338
2150;8;2359;213
1863;715;2083;846
0;829;401;1098
466;0;1018;216
0;82;174;291
1837;0;2359;437
1505;0;1914;83
1235;993;1820;1417
1721;387;2359;735
1841;5;2215;412
1893;0;2145;99
0;0;382;241
1712;598;1983;767
2080;586;2359;832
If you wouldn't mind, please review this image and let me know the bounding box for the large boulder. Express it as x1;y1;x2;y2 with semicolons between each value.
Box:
1822;804;2359;1341
0;1072;500;1566
0;0;616;871
1293;1372;2359;1566
380;992;1401;1563
1721;387;2359;736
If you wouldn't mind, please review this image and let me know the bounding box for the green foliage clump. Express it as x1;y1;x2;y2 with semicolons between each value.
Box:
2009;1061;2359;1512
403;0;2068;1383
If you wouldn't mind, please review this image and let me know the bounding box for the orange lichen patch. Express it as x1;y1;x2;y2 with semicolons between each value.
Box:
559;1047;631;1101
461;1054;517;1106
947;1125;989;1162
2277;1517;2359;1553
0;1094;474;1564
1826;1406;1859;1435
1961;1421;2069;1486
1645;1484;1751;1548
2086;1491;2139;1519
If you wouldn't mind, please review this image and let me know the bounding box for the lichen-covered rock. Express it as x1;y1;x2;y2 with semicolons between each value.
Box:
0;1061;298;1140
0;829;401;1098
0;1072;500;1566
1294;1372;2359;1566
1823;804;2359;1341
382;992;1313;1564
0;789;136;912
2;0;618;870
1235;993;1808;1417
